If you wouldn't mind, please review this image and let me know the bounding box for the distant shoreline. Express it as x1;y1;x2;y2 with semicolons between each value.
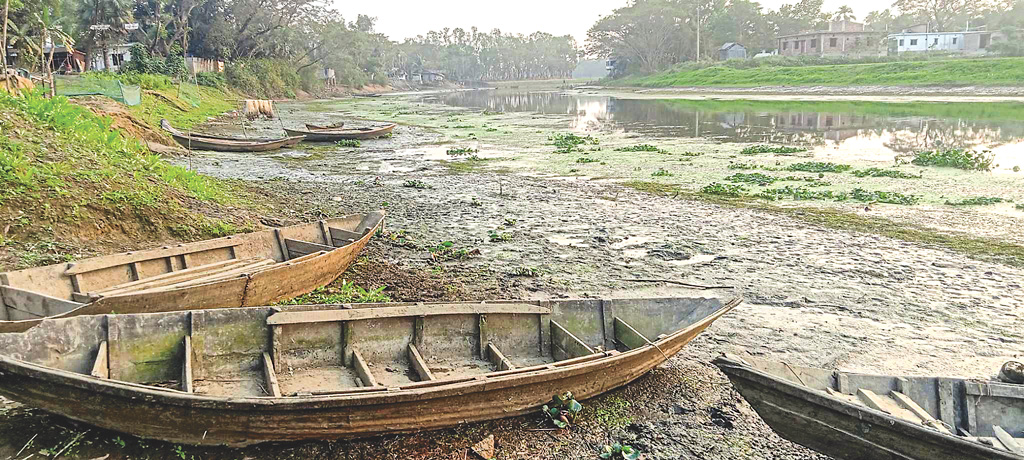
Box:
574;85;1024;103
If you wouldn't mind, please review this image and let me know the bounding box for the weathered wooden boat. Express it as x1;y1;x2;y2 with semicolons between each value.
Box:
282;123;396;142
161;119;305;152
715;354;1024;460
0;296;739;446
305;121;345;131
0;212;385;333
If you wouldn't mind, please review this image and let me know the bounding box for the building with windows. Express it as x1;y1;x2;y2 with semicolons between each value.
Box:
776;20;884;56
887;30;999;54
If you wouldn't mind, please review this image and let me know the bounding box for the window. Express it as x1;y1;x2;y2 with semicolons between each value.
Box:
934;38;939;45
111;53;125;66
952;37;958;44
910;39;918;45
811;39;818;48
899;39;904;46
783;41;788;50
830;37;838;47
855;37;861;46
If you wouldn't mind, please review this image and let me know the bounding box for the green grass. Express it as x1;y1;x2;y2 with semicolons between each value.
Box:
909;149;994;171
785;162;852;173
616;57;1024;87
945;196;1007;206
279;281;391;304
852;168;922;179
615;144;666;153
740;145;805;155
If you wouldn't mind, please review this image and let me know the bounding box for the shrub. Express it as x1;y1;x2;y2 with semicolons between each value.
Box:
195;72;227;88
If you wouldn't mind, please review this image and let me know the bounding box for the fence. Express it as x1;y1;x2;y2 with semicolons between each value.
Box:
185;57;225;74
53;75;142;106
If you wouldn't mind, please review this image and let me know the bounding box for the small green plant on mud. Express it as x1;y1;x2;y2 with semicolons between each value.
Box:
680;151;703;156
173;445;187;459
1016;203;1024;210
728;162;768;170
850;188;920;205
851;168;922;179
909;148;994;171
511;266;540;277
488;229;513;242
725;172;777;186
550;133;599;153
280;281;390;304
403;179;432;189
504;217;518;226
576;156;599;164
446;147;478;156
600;443;641;460
429;241;479;262
543;391;583;428
615;144;666;153
651;168;673;177
470;197;483;207
945;196;1006;206
785;162;852;173
335;139;361;148
740;145;806;155
701;182;746;197
381;230;419;249
757;186;844;202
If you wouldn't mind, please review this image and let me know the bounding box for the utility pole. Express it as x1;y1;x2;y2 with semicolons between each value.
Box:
1;0;10;92
696;2;701;62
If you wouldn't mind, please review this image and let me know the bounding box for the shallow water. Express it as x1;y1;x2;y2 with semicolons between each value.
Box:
432;90;1024;173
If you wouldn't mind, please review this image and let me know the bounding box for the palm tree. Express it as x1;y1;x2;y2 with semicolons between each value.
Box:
35;0;75;96
833;5;856;23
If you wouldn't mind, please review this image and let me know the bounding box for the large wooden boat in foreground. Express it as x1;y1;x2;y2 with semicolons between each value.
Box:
0;211;385;333
0;296;739;446
161;119;305;152
715;354;1024;460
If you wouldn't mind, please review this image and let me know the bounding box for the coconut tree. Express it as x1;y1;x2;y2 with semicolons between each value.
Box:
833;5;857;22
35;0;74;96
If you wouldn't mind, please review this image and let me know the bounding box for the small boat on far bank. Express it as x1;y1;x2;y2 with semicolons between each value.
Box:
283;123;397;142
161;120;305;152
715;354;1024;460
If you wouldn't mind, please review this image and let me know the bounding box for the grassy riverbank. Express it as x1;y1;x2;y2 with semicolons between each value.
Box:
0;91;259;270
615;57;1024;87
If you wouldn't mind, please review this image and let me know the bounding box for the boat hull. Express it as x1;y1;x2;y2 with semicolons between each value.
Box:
715;358;1020;460
283;124;395;141
0;298;737;446
168;132;304;152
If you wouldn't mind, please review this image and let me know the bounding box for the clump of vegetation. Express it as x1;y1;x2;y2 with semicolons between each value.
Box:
1016;204;1024;210
945;196;1006;206
550;133;599;153
542;392;583;428
470;197;483;207
852;167;921;179
428;241;479;262
728;162;766;170
756;186;844;202
600;443;641;460
576;157;599;164
504;217;518;226
785;162;852;173
446;147;478;156
488;229;513;242
335;139;361;148
511;266;540;277
725;172;777;185
615;144;666;153
280;281;390;304
680;151;703;156
701;183;746;197
909;148;994;171
403;179;433;189
849;188;920;205
740;145;806;155
651;168;673;177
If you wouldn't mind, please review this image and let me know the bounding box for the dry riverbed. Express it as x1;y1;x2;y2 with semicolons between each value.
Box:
1;91;1022;459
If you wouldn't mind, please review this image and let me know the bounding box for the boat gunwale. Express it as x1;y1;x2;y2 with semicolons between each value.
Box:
0;297;741;410
714;356;1019;459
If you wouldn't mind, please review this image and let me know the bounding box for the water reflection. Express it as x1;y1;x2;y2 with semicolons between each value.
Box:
431;91;1024;172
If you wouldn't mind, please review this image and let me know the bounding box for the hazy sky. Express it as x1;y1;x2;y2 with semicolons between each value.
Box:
334;0;893;45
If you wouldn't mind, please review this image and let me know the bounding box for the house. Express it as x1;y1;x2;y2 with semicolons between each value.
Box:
420;70;445;83
88;43;135;71
887;30;999;54
718;43;747;60
776;20;884;57
43;46;86;73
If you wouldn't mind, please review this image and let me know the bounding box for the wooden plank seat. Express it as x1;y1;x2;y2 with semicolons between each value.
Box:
94;258;260;297
128;259;277;295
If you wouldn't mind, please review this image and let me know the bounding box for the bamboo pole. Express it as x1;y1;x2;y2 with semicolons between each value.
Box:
1;0;11;93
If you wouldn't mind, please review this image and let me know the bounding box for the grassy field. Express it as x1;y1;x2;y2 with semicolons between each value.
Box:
615;57;1024;87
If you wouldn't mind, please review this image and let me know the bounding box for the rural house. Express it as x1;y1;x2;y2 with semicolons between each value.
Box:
776;20;883;57
887;30;1001;54
718;43;747;60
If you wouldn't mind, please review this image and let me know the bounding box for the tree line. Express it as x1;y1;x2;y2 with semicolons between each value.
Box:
586;0;1024;74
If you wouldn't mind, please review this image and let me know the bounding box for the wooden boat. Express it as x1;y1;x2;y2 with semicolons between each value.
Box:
0;212;385;333
161;119;305;152
282;123;396;142
305;121;345;131
0;296;739;446
714;354;1024;460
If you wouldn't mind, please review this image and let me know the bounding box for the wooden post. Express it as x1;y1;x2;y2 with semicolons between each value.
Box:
413;316;425;349
477;314;488;358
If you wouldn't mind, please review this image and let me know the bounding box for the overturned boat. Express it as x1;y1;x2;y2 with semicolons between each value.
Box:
715;354;1024;460
0;212;385;333
161;119;305;152
0;296;739;446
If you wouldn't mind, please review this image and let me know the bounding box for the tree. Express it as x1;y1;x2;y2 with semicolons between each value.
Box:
585;0;690;73
892;0;992;31
833;5;856;21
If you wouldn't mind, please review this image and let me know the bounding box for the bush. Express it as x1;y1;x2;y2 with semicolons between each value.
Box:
226;59;301;98
195;72;227;88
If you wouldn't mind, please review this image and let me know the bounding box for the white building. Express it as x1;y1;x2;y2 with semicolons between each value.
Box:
89;43;136;71
887;31;994;54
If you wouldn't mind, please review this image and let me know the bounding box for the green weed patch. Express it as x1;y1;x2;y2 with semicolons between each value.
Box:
909;149;994;171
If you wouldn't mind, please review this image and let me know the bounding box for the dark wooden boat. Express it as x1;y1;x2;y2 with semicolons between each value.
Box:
0;212;385;333
282;123;396;142
161;119;305;152
304;121;345;131
715;354;1024;460
0;296;739;446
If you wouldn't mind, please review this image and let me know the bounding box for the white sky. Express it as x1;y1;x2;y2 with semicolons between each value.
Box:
333;0;894;46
